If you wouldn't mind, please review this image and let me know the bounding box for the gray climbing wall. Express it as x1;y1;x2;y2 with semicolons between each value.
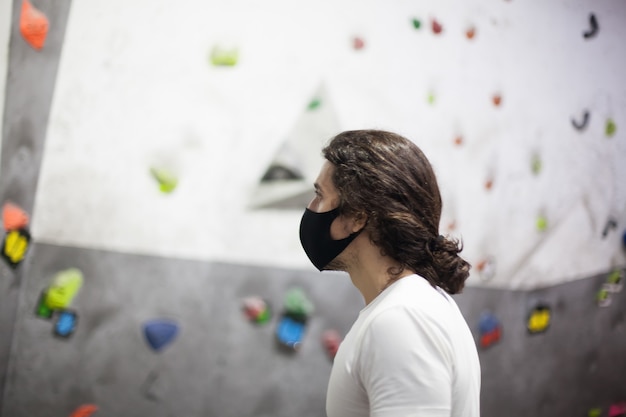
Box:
1;0;626;416
1;243;625;417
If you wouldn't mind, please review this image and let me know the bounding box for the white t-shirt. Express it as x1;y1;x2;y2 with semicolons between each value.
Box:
326;274;481;417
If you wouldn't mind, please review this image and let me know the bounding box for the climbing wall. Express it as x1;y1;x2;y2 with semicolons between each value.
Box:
1;0;625;416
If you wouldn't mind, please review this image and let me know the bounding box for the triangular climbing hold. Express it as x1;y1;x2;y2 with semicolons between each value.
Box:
20;0;49;51
3;202;29;231
143;319;179;352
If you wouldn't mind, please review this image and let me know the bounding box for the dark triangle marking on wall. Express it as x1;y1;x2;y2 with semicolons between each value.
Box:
250;84;340;209
0;0;74;411
250;83;341;210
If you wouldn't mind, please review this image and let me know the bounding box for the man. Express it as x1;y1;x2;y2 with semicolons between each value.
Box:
299;130;481;417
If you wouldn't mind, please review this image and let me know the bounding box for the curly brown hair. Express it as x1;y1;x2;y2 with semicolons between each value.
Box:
322;129;470;294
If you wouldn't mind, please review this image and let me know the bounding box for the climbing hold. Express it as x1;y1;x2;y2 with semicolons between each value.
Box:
2;202;29;231
284;288;314;316
307;98;321;110
535;215;548;232
588;408;602;417
492;94;502;107
609;402;626;417
478;312;501;349
70;404;98;417
605;270;623;293
527;303;551;334
431;19;443;35
411;18;421;30
322;329;341;360
209;46;238;66
242;296;271;324
597;286;611;307
143;319;179;352
1;229;30;268
602;218;618;238
454;136;463;146
44;268;84;310
20;0;49;51
427;92;436;105
53;310;78;338
583;13;599;39
475;257;496;282
606;118;617;137
465;26;476;40
352;37;365;50
623;230;626;248
150;168;178;194
484;178;493;191
276;313;307;351
571;110;590;131
531;154;542;175
35;290;53;319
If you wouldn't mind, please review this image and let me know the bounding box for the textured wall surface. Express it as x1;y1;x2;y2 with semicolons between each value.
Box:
1;0;625;416
1;243;625;417
30;0;626;288
0;0;72;408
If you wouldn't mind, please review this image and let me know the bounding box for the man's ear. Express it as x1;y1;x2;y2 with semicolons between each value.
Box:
351;212;368;233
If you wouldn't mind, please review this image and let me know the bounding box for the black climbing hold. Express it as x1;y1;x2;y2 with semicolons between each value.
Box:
583;13;599;39
572;110;590;131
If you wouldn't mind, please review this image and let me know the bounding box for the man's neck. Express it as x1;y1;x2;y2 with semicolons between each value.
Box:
347;241;414;305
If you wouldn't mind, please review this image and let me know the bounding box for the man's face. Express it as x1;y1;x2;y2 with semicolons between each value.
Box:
308;161;355;242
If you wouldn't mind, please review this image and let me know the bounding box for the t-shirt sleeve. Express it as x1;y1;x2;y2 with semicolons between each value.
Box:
355;306;453;417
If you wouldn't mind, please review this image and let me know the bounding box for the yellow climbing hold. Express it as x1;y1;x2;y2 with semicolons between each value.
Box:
45;268;84;310
3;230;29;263
527;308;550;333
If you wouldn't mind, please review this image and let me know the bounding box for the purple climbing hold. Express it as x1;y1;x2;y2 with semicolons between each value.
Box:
143;319;179;352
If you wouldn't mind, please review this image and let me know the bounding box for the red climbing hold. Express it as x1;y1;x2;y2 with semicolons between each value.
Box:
20;0;49;51
3;202;29;231
432;19;443;35
70;404;98;417
353;37;365;50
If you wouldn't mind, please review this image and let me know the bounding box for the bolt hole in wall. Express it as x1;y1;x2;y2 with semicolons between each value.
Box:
0;0;625;416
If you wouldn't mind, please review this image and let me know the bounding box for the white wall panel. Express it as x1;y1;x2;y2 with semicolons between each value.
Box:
32;0;626;289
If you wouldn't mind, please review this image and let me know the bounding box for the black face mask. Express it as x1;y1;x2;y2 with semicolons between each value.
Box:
299;207;363;271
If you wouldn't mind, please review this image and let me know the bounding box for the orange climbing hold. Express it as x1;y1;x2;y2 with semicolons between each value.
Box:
20;0;49;51
70;404;98;417
2;202;29;231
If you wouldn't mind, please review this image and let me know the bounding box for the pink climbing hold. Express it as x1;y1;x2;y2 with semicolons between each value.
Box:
609;402;626;417
322;329;341;359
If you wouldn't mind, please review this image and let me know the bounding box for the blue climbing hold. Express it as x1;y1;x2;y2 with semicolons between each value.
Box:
276;314;307;350
478;312;499;334
143;319;179;352
622;230;626;248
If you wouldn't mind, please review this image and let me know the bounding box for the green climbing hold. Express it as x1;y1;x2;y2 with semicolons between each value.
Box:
588;408;602;417
412;18;421;30
45;268;84;310
210;46;239;67
536;216;548;232
606;118;616;137
531;154;542;175
308;98;321;110
35;290;53;319
284;288;314;316
150;168;178;194
427;92;435;105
